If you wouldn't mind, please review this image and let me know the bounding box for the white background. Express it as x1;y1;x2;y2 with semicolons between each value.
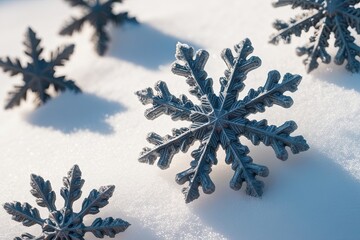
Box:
0;0;360;239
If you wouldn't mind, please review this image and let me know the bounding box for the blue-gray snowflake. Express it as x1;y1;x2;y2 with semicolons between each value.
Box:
136;39;309;203
3;165;130;239
60;0;138;56
270;0;360;73
0;27;81;109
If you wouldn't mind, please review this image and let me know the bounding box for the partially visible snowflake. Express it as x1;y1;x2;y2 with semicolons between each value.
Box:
60;0;138;56
136;39;309;203
0;27;81;109
270;0;360;73
3;165;130;239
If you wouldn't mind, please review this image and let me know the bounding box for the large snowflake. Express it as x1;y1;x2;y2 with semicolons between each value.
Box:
0;27;81;109
3;165;130;239
136;39;309;203
60;0;138;56
270;0;360;73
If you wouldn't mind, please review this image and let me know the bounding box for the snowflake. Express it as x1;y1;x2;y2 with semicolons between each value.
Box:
3;165;130;239
269;0;360;73
0;27;81;109
60;0;138;56
136;39;309;203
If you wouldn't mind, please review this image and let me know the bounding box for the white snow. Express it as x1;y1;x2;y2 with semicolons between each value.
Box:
0;0;360;239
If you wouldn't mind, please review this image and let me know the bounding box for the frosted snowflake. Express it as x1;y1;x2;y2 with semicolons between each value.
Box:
60;0;138;55
0;27;81;109
136;39;309;203
270;0;360;73
3;165;130;239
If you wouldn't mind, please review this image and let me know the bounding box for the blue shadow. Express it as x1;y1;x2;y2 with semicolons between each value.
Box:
26;92;125;135
191;149;360;239
108;23;201;70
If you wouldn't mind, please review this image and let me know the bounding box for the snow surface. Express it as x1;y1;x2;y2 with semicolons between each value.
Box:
1;0;360;239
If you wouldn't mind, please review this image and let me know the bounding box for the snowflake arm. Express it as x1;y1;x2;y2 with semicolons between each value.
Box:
219;38;262;111
221;133;269;197
24;28;43;65
244;120;308;160
270;12;324;44
231;71;302;117
296;19;332;73
172;43;216;108
3;202;44;227
136;81;196;121
91;25;110;56
334;16;360;72
3;165;130;239
59;15;89;36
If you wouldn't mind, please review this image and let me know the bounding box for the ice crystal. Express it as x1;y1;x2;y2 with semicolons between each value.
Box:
270;0;360;73
136;39;309;203
0;27;81;109
60;0;138;56
3;165;130;239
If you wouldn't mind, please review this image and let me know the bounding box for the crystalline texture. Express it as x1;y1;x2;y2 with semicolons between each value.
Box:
0;27;81;109
270;0;360;73
3;165;130;240
136;39;309;203
60;0;138;56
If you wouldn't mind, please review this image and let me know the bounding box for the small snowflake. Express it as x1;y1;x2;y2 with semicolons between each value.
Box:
270;0;360;73
0;27;81;109
3;165;130;239
60;0;138;56
136;39;309;203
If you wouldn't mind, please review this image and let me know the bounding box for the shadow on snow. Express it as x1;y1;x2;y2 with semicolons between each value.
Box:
26;92;125;135
108;23;201;70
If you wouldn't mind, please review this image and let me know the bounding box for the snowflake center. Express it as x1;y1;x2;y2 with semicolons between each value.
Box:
208;109;229;130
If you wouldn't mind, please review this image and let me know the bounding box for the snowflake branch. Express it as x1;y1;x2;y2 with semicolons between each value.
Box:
296;18;332;73
269;11;323;44
47;44;75;70
46;76;82;93
229;72;301;117
231;119;309;160
334;16;360;72
220;130;268;197
135;81;196;121
91;25;110;56
24;28;43;65
339;7;360;34
29;174;56;212
60;165;84;218
82;217;130;238
171;43;217;109
77;185;115;220
5;83;30;109
139;128;196;169
59;15;89;36
272;0;325;9
14;233;40;240
176;128;219;203
219;38;262;111
0;57;25;76
110;12;138;25
3;202;44;227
